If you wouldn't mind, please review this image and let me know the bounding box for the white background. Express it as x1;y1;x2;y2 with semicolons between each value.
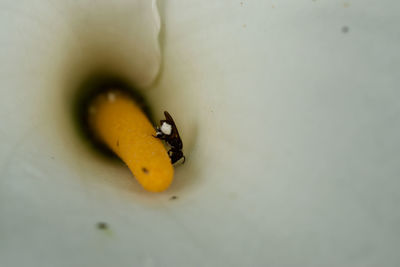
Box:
1;0;400;266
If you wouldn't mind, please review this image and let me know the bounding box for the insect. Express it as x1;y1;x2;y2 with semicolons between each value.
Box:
155;111;185;164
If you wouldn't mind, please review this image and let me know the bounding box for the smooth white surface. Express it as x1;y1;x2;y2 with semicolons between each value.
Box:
1;0;400;266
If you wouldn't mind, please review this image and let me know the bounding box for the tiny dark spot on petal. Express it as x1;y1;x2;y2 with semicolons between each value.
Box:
116;140;119;147
170;196;178;200
142;167;149;174
342;26;349;33
97;222;108;230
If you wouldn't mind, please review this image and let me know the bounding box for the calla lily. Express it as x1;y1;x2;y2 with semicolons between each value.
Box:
1;0;399;266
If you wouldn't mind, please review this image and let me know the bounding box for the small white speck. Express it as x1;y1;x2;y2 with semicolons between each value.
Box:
107;92;116;102
89;106;96;114
161;122;172;135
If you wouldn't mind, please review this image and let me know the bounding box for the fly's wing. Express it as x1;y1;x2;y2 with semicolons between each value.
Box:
164;111;183;149
160;111;173;127
164;111;179;138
